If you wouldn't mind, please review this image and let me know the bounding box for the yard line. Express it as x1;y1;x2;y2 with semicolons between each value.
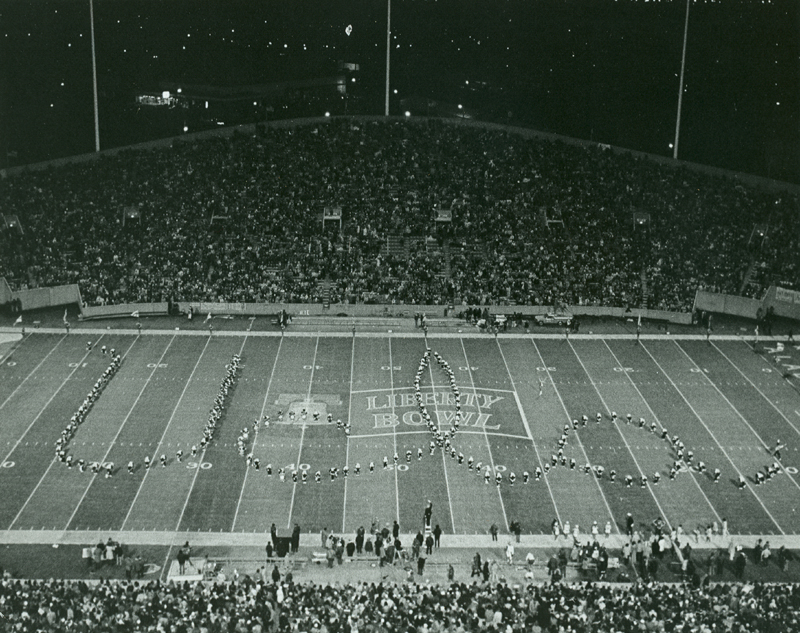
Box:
567;340;674;531
0;329;34;364
712;341;800;440
121;333;205;530
175;333;251;533
64;336;170;530
388;338;402;522
495;339;563;526
423;342;457;533
529;339;619;533
640;341;785;534
7;333;107;530
674;340;800;495
232;336;283;531
349;429;531;441
460;340;508;530
602;340;722;524
341;335;356;533
0;335;68;458
286;336;320;529
350;386;514;395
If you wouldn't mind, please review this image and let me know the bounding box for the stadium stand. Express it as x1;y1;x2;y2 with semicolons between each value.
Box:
0;573;798;632
1;119;797;313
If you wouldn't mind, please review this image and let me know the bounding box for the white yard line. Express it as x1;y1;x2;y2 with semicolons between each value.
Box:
425;344;457;533
341;335;356;533
175;334;250;533
232;337;284;531
640;341;785;535
567;339;673;531
286;336;320;529
674;340;800;495
711;341;800;440
350;386;513;395
460;339;508;530
388;338;402;522
529;339;620;533
602;340;722;523
0;335;67;413
348;429;531;441
121;334;206;531
495;339;562;526
64;336;170;530
6;333;107;529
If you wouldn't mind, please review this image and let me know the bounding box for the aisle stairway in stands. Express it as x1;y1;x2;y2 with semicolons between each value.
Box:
317;280;333;309
640;271;650;309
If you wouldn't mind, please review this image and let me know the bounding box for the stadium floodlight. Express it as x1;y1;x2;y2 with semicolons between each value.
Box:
404;111;411;117
162;91;171;100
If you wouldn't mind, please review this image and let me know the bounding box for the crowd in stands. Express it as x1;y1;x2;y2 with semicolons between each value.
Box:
1;567;799;632
1;118;797;312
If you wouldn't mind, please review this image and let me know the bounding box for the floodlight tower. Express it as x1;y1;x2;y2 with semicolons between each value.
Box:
385;0;391;116
89;0;100;151
673;0;690;160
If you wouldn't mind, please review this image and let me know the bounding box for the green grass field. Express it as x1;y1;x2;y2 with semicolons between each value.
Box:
2;329;800;543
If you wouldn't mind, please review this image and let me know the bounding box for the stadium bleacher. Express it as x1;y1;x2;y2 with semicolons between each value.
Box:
0;119;796;314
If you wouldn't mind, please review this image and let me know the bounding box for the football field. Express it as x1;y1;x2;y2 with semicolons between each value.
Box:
2;329;800;544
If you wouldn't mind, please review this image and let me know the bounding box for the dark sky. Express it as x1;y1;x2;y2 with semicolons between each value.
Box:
1;0;798;182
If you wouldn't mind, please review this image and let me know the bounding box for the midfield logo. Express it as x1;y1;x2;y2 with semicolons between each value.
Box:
366;388;503;430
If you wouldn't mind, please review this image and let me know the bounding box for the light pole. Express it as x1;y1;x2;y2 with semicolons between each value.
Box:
673;0;690;159
385;0;391;116
89;0;100;151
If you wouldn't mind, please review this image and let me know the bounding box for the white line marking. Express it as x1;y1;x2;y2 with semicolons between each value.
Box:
175;333;250;532
675;340;800;496
347;429;532;441
529;339;619;533
712;341;800;440
602;340;721;524
341;335;356;533
350;386;513;395
286;336;320;529
7;333;107;529
568;339;673;531
121;334;206;530
388;338;401;523
640;341;785;534
232;337;283;531
495;339;562;526
0;335;67;414
460;339;508;530
65;336;165;530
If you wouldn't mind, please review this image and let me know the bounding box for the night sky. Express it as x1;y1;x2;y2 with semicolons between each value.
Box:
1;0;798;183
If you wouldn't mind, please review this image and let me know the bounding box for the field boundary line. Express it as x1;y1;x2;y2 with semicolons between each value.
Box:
460;340;508;530
341;335;356;532
601;340;722;524
640;341;786;534
674;340;800;495
0;335;67;413
495;339;562;526
529;339;620;533
6;333;107;530
64;336;168;530
232;337;284;531
120;334;203;530
712;341;800;441
286;336;320;529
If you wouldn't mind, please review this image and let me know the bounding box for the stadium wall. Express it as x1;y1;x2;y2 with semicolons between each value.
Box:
0;279;82;311
0;277;11;304
763;286;800;321
74;300;696;325
693;290;762;320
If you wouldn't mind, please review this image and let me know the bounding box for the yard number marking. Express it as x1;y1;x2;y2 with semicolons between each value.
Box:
186;462;212;469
